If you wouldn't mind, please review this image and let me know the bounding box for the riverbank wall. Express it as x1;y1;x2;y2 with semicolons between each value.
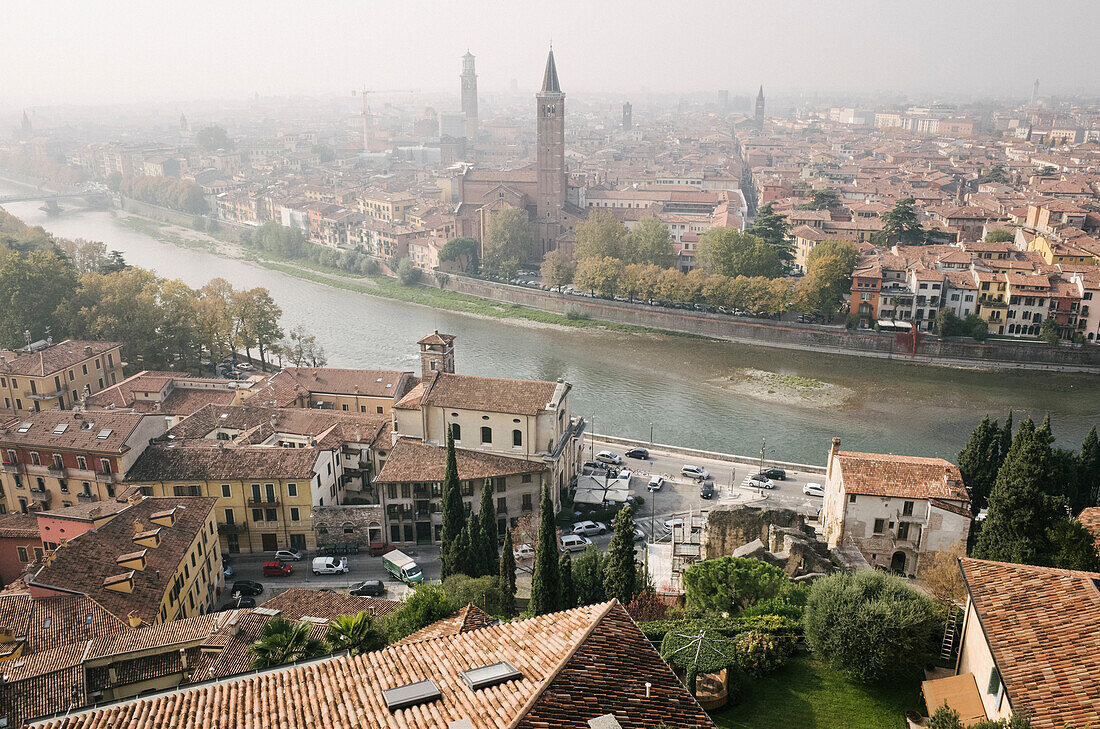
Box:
445;277;1100;372
591;433;827;475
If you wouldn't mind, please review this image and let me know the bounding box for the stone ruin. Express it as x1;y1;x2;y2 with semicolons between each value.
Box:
701;503;838;579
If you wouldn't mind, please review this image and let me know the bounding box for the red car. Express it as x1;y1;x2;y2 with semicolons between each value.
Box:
262;560;292;577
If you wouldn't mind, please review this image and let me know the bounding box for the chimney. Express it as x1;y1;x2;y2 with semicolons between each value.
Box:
126;611;142;628
826;437;840;482
84;346;93;357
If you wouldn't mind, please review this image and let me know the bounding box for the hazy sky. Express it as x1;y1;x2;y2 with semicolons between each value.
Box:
4;0;1099;108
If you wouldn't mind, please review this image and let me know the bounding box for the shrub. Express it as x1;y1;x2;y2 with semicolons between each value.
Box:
636;614;801;642
442;574;507;616
740;580;810;622
397;257;421;285
734;629;786;677
803;570;939;683
682;556;787;615
625;588;669;622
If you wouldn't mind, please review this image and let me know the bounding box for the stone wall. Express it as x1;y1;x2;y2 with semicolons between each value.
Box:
445;277;1100;372
311;504;385;548
702;505;803;559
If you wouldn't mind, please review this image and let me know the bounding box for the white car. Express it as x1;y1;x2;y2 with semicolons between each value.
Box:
312;556;348;575
560;534;593;553
512;543;535;561
595;450;623;466
803;482;826;497
748;475;776;489
572;520;607;536
681;464;709;480
647;475;665;492
617;469;633;482
235;362;254;371
273;549;303;562
664;517;684;532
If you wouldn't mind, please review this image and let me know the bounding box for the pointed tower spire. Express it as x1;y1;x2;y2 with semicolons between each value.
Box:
541;48;561;95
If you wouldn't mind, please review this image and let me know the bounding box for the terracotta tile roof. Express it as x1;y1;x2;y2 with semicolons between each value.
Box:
421;372;561;416
376;438;548;483
0;340;120;377
397;604;498;645
161;403;386;446
0;410;147;454
83;371;187;409
960;558;1100;729
394;380;427;410
33;601;716;729
418;331;456;346
30;496;218;625
260;587;398;620
0;511;38;538
37;499;130;522
125;442;319;481
0;592;127;660
836;451;970;503
1078;507;1100;544
275;367;415;400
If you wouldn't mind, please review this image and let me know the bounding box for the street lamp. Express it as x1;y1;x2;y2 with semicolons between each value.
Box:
649;422;654;445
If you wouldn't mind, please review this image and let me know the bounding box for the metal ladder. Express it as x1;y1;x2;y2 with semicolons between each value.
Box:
940;607;960;662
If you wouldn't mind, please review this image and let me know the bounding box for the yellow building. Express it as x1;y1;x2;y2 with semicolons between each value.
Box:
27;495;222;625
357;189;416;222
1027;233;1100;266
0;340;124;417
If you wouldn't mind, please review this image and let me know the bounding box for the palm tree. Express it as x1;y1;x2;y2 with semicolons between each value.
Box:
325;611;385;656
248;616;328;670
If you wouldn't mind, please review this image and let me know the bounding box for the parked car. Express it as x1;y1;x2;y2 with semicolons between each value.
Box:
633;527;647;542
617;469;633;482
230;580;264;597
235;362;254;372
753;467;787;481
625;447;650;460
222;596;256;610
312;556;349;575
647;475;665;492
681;464;709;480
274;549;303;562
664;518;684;532
747;475;776;489
262;560;292;577
700;482;716;499
512;543;535;561
350;579;386;597
222;559;233;578
572;520;608;536
803;482;826;497
595;450;623;466
560;534;593;553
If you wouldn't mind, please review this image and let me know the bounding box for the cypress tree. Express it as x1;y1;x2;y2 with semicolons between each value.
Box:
450;519;474;578
499;529;517;617
1037;414;1054;446
477;478;499;577
974;419;1063;565
1080;426;1100;507
439;433;465;578
603;504;638;603
464;510;482;577
957;416;1000;513
559;553;576;609
999;411;1013;464
530;484;561;615
574;543;607;606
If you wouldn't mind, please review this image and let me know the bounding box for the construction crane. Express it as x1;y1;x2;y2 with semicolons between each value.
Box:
352;88;417;152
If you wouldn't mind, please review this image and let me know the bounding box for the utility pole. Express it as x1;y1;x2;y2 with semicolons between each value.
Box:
649;422;654;445
760;436;766;475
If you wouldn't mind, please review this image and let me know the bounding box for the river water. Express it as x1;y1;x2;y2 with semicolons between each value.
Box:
1;186;1096;464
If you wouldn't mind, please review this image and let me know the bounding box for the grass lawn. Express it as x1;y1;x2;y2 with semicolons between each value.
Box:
711;655;922;729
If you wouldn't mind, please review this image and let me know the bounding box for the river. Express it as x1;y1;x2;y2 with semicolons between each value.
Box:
1;186;1096;464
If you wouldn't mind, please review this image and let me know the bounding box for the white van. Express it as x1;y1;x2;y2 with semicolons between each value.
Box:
311;556;349;575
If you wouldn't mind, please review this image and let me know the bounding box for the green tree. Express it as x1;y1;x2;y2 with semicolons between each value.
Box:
442;574;507;615
248;616;328;670
384;585;455;642
530;484;561;615
965;314;989;341
499;529;517;617
482;207;531;278
999;411;1013;464
628;216;674;267
195;125;232;151
747;203;793;263
1047;518;1100;572
984;229;1015;243
798;188;841;211
440;433;466;578
325;611;385;656
438;236;479;273
235;287;283;370
574;209;628;261
573;255;622;297
539;247;575;290
279;323;327;367
957;416;1002;513
559;553;577;609
973;419;1064;566
804;570;939;683
805;239;859;272
683;557;787;614
876;197;925;246
1080;426;1100;507
976;165;1008;184
797;251;857;318
1038;317;1060;344
696;228;782;278
934;309;966;337
603;504;638;604
0;247;78;348
396;257;421;286
573;543;606;606
476;478;499;578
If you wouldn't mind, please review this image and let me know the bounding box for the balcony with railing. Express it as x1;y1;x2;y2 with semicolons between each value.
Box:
246;497;280;507
1;461;20;474
217;521;249;535
77;491;96;501
94;470;116;484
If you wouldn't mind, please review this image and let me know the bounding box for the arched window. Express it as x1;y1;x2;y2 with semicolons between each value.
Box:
512;429;522;447
481;427;492;444
451;423;461;441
